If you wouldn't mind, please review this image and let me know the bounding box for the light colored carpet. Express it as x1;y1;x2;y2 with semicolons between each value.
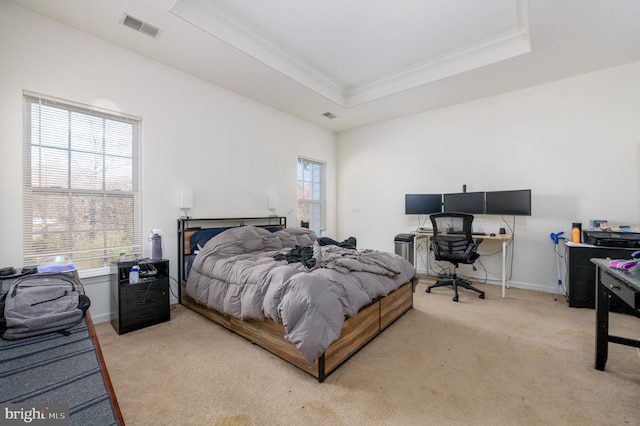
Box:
95;280;640;425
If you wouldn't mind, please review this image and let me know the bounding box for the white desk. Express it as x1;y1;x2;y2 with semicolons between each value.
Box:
412;231;513;298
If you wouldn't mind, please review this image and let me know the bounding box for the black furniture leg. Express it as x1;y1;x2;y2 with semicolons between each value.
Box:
595;266;609;371
426;278;459;301
426;280;454;293
426;273;484;302
456;280;485;299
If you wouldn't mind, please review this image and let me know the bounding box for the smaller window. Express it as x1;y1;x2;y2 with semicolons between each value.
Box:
297;157;326;236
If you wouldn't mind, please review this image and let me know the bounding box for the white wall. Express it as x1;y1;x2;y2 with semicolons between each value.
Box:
0;3;336;323
337;61;640;293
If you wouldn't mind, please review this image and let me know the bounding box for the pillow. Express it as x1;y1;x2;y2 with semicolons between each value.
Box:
189;227;230;253
263;226;284;233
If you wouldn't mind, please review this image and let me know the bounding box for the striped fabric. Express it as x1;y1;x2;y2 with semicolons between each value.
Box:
0;318;121;425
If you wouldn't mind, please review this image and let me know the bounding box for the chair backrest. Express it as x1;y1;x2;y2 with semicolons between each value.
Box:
429;212;479;265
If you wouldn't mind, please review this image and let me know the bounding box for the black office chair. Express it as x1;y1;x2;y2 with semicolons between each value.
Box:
426;212;485;302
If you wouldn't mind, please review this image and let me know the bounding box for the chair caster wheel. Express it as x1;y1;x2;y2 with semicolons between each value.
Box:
425;288;431;293
452;296;458;302
479;293;485;299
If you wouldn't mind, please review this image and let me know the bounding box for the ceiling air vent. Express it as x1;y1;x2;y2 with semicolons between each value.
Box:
122;14;161;39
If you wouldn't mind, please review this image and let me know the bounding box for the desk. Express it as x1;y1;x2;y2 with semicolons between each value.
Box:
591;258;640;371
412;231;513;298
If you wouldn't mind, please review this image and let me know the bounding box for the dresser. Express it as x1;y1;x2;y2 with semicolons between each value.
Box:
566;243;638;316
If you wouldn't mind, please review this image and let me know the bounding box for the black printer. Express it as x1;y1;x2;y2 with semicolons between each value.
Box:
582;230;640;248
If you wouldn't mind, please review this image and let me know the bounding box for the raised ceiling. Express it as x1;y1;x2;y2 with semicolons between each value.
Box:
170;0;531;108
6;0;640;132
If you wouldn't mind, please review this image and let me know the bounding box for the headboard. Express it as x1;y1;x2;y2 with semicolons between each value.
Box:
177;216;287;301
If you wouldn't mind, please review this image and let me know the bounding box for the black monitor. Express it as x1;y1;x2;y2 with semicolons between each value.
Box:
485;189;532;216
405;194;442;215
443;192;485;214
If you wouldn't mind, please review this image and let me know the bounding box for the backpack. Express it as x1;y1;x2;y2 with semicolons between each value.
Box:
0;272;91;340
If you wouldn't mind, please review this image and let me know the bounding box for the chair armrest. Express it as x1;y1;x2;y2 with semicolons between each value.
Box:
462;243;475;257
463;239;483;258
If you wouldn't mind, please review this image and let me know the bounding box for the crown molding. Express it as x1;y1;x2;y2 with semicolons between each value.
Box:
171;0;530;109
346;26;531;107
170;0;346;105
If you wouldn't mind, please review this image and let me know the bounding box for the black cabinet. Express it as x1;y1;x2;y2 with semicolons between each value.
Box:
566;244;638;315
111;259;170;334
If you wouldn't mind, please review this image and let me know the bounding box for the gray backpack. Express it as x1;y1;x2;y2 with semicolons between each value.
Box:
0;272;91;340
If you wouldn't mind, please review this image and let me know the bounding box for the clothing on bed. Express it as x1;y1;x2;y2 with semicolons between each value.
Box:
317;236;357;249
273;245;316;268
273;236;358;268
311;245;402;276
186;226;417;366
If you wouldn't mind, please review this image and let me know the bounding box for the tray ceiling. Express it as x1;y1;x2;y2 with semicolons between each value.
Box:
170;0;530;107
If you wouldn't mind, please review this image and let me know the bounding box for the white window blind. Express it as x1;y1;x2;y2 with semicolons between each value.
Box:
23;93;142;271
297;157;326;235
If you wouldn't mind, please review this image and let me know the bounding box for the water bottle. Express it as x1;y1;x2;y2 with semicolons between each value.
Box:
151;233;162;260
572;227;580;243
572;222;582;243
129;265;140;284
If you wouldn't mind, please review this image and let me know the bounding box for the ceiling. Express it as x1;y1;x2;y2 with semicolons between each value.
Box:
7;0;640;132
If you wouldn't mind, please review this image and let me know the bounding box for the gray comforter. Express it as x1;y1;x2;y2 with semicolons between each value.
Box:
186;226;417;366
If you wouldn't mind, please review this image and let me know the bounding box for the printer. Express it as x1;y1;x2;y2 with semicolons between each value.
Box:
582;230;640;248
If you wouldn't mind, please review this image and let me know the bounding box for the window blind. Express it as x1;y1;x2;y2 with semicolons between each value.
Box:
23;92;142;271
297;157;326;234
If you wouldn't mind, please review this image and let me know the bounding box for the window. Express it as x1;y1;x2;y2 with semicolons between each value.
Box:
23;93;142;272
297;157;325;235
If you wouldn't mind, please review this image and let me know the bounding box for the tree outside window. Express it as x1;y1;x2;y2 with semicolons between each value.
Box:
23;93;141;271
297;157;325;236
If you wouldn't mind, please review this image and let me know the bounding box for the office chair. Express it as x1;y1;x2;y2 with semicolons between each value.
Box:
426;212;485;302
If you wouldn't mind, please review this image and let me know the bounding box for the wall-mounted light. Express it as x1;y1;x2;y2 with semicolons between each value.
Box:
268;194;279;216
180;189;193;218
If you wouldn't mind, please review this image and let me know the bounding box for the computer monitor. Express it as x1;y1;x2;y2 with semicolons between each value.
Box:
443;192;485;214
405;194;442;215
485;189;532;216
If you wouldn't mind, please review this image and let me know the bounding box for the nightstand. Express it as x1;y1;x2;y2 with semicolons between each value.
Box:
110;259;170;334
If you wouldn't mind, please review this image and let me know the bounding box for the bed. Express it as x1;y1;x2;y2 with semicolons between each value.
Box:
178;217;417;382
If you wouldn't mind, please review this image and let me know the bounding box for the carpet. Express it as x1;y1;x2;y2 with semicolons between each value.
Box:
95;281;640;425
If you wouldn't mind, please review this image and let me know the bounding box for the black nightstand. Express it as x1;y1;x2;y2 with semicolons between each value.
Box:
110;259;170;334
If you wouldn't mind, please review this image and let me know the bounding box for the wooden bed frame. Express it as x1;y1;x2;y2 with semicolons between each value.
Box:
177;217;414;382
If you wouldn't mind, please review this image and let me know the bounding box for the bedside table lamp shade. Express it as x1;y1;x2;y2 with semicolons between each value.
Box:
268;194;279;216
180;189;193;218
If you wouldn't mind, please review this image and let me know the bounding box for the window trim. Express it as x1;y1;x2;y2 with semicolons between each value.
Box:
297;156;326;235
22;91;142;272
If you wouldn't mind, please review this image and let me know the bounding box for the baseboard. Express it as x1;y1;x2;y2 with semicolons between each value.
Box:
90;312;113;324
503;280;563;295
418;274;561;295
